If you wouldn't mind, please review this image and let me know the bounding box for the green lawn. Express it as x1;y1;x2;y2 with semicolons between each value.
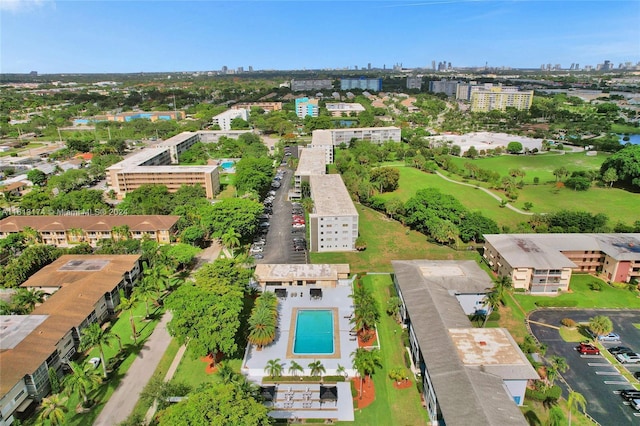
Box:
338;274;429;426
169;348;243;388
446;151;608;185
513;274;640;313
310;204;476;273
612;123;640;134
61;302;165;426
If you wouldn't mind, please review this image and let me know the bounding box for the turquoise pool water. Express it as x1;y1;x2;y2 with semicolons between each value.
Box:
293;310;334;355
221;161;234;170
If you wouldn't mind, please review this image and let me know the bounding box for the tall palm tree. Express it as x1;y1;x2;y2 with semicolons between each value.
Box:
22;226;41;245
80;322;113;378
135;274;160;318
288;361;304;377
482;289;501;328
37;394;68;426
116;290;138;344
12;288;46;314
62;361;102;408
546;405;565;426
351;348;382;398
264;358;283;379
308;360;326;380
111;225;130;241
144;264;171;296
248;307;277;348
221;227;241;257
68;227;85;244
567;390;587;426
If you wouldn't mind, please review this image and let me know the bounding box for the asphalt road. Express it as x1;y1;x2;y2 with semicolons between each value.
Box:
257;166;307;265
529;309;640;425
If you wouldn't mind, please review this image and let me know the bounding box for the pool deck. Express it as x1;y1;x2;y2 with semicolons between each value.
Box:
242;284;357;421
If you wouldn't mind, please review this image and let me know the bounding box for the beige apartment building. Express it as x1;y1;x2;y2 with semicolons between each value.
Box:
0;215;179;247
232;102;282;112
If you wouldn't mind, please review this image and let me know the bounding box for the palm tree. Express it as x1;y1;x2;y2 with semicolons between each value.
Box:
288;361;304;378
221;227;241;257
217;362;239;384
62;361;102;408
144;264;171;296
482;289;501;328
135;274;160;319
37;394;68;426
68;227;85;243
301;197;314;213
248;306;277;348
264;358;283;379
308;360;326;380
567;390;587;426
546;405;565;426
116;290;138;344
22;226;41;245
12;288;46;314
336;364;348;379
80;322;113;378
588;315;613;340
111;225;130;241
351;348;382;398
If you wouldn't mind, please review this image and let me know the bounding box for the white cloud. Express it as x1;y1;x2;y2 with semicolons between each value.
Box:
0;0;52;12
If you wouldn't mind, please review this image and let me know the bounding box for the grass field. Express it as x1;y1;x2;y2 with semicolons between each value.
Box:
446;151;608;185
376;160;639;228
310;204;476;273
612;123;640;134
338;274;429;426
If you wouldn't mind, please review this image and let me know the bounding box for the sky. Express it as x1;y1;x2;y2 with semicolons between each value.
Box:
1;0;639;74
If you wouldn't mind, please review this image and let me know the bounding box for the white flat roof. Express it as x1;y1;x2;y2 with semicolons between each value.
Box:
295;148;327;176
309;175;358;217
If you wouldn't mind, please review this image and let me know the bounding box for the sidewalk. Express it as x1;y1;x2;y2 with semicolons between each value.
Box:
93;312;173;426
143;344;187;424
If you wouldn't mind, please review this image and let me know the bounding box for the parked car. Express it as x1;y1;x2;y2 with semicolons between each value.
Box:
252;253;264;260
293;237;306;244
598;332;621;342
608;346;634;355
620;389;640;400
259;222;270;228
634;371;640;380
250;246;264;254
292;223;305;229
88;357;101;369
617;352;640;363
631;399;640;411
576;343;600;355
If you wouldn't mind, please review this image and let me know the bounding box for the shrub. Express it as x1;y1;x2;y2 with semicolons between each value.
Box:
589;281;603;291
416;378;424;394
488;311;500;321
561;318;577;327
526;385;562;402
534;299;578;308
404;350;412;368
401;328;410;348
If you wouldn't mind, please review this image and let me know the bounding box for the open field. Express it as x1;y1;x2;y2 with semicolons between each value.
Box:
446;151;608;185
310;204;476;273
612;123;640;135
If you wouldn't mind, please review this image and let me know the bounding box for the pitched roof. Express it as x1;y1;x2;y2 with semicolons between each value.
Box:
0;215;179;234
0;255;140;396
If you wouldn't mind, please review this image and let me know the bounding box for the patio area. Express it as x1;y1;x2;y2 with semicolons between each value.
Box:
242;284;357;421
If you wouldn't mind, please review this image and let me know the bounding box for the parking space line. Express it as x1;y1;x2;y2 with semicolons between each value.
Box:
604;381;630;385
596;371;621;375
588;362;612;366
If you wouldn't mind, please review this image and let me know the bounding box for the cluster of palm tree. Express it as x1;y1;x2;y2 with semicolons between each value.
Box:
0;287;46;314
481;275;512;328
544;355;568;390
247;291;279;349
221;227;241;257
350;284;380;338
264;359;327;380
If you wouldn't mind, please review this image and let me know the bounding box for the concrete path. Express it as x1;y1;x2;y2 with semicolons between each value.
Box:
94;312;173;426
143;344;188;424
434;170;534;215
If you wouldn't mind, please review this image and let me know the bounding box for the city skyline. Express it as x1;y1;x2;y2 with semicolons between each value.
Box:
1;0;639;74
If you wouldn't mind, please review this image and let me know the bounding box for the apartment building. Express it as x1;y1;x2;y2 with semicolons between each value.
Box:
308;174;359;252
292;148;326;199
211;108;250;131
0;255;141;426
232;102;282;112
290;79;333;92
392;260;538;425
470;86;534;112
483;234;640;293
308;131;335;164
340;78;382;91
0;215;179;247
429;79;461;97
311;127;401;147
325;103;365;117
295;98;319;118
406;77;423;90
106;132;221;199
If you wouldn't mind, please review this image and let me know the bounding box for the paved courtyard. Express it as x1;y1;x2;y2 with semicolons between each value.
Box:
242;284;357;421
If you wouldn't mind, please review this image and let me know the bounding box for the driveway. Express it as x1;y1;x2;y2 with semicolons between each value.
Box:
529;309;640;424
257;167;307;265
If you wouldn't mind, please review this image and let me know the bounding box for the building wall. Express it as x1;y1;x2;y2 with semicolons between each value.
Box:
310;214;358;252
340;78;382;91
504;379;528;406
0;380;29;426
112;168;219;199
212;109;249;131
470;89;534;112
562;250;604;273
456;293;490;315
295;98;319;118
329;127;401;145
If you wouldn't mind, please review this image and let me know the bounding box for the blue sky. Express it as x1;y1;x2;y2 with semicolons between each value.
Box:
1;0;638;73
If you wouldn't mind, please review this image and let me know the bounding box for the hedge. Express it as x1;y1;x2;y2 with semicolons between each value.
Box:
526;385;562;402
534;299;579;308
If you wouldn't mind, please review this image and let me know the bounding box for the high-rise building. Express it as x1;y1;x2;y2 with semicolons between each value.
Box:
340;77;382;91
212;109;249;131
407;77;423;90
429;79;460;97
295;97;319;118
469;85;534;112
290;79;333;92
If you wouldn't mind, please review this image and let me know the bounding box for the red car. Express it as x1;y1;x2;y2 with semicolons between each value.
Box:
576;343;600;355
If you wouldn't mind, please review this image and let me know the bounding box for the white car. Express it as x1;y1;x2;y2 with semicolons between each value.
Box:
250;246;264;254
617;353;640;363
88;357;101;368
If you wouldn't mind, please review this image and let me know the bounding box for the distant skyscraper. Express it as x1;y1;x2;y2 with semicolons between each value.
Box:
367;63;371;70
248;66;253;72
432;60;436;71
237;66;244;73
222;65;228;73
603;60;611;71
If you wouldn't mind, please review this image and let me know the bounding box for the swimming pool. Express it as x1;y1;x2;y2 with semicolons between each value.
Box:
293;310;334;355
220;160;235;170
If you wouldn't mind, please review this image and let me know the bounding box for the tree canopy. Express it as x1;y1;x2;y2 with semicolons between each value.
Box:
600;144;640;189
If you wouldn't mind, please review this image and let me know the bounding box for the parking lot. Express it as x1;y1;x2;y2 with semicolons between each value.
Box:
253;164;308;265
529;309;640;424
